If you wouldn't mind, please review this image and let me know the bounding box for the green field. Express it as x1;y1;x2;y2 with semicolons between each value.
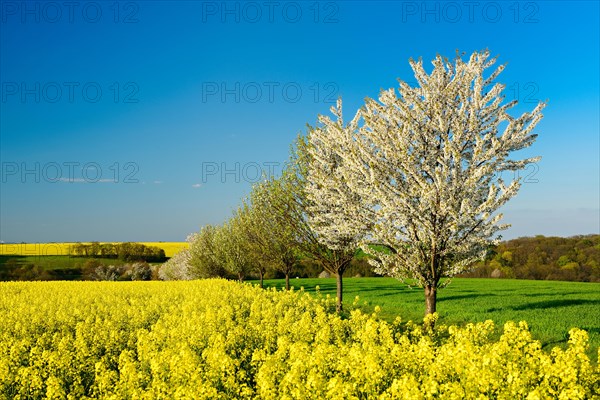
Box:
0;255;165;281
0;255;123;280
0;255;116;270
261;277;600;360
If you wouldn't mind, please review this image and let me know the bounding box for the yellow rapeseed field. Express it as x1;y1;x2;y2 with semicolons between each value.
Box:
0;242;188;258
0;279;597;399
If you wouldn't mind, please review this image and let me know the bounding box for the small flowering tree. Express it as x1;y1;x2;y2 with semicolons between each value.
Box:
314;50;545;318
158;234;195;280
127;262;152;280
93;264;123;281
306;100;371;311
265;136;365;312
160;227;229;281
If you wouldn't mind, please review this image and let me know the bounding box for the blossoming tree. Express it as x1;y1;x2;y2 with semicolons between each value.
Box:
306;102;371;310
310;50;545;317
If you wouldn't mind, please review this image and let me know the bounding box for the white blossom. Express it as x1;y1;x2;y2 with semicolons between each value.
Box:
306;99;370;253
158;248;193;280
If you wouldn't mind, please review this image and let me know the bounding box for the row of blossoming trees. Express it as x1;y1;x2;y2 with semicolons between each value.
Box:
160;50;545;316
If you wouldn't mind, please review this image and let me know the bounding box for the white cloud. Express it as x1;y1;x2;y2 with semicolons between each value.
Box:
58;178;114;183
192;183;202;188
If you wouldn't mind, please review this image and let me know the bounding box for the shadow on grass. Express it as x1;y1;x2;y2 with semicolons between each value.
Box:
265;281;407;295
439;293;497;302
519;292;592;298
487;299;600;312
541;339;568;350
361;292;407;299
345;285;408;294
263;282;338;292
580;327;600;334
0;255;26;265
513;299;600;311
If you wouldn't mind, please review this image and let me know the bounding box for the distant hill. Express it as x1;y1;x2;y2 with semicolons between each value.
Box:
462;235;600;282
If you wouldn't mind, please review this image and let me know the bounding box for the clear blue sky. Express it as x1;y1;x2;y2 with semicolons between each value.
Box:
1;0;598;243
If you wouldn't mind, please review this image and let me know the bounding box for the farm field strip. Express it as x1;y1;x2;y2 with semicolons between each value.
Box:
0;242;188;258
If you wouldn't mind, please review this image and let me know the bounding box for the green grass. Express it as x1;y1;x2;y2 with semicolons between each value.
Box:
0;256;164;270
0;255;142;280
0;255;117;270
260;277;600;361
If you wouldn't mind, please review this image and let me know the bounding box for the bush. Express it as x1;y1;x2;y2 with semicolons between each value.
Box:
11;264;52;281
126;262;152;281
92;264;123;281
82;259;103;280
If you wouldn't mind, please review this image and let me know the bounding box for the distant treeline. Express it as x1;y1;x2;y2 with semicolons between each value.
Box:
462;235;600;282
2;236;598;283
71;242;166;263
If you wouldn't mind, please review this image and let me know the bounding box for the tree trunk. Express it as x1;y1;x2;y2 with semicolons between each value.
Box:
336;272;343;313
285;273;290;291
238;272;244;283
424;284;437;318
259;269;264;288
